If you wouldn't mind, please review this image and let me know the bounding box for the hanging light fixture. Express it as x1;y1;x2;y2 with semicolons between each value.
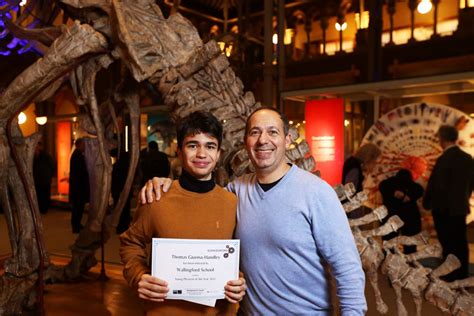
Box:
18;112;27;124
335;22;347;31
35;116;47;125
417;0;433;14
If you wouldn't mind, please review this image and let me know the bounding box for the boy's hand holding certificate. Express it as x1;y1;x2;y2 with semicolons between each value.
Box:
151;238;240;305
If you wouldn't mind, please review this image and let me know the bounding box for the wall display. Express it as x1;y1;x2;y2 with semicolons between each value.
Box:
305;98;344;186
361;102;474;223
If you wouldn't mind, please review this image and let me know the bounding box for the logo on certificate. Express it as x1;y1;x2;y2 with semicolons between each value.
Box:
173;290;183;294
223;245;235;258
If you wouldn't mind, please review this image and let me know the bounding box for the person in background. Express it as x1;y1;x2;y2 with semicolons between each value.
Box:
120;111;246;316
380;168;424;254
423;125;474;281
139;141;170;186
141;108;367;315
33;140;55;214
342;143;381;218
68;138;89;234
111;148;132;234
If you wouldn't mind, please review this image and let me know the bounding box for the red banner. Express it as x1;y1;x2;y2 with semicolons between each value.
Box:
56;121;71;195
305;98;344;186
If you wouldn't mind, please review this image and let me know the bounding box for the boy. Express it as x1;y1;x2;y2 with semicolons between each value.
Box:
120;111;246;315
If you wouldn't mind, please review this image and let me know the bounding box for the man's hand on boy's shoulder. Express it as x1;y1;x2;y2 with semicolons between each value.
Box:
140;177;173;204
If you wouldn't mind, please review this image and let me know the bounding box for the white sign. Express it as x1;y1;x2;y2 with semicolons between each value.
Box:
151;238;240;303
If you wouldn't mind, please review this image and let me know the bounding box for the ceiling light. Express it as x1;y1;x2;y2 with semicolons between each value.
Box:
35;116;47;125
18;112;27;124
335;22;347;31
417;0;432;14
272;33;278;45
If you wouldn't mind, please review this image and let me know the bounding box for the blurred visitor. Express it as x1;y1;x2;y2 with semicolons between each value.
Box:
111;148;132;234
69;138;89;234
139;141;170;186
342;143;381;218
380;168;423;254
423;125;474;281
33;140;55;214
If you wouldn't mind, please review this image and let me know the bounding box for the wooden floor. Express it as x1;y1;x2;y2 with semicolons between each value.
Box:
39;258;144;316
1;208;473;315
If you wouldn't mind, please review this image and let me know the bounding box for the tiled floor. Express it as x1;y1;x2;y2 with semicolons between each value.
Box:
1;208;473;315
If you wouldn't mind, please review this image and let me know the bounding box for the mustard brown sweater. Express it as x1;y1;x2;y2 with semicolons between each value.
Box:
120;180;238;316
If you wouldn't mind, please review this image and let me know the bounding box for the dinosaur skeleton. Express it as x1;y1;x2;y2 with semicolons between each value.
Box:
425;254;474;316
337;183;402;314
1;1;473;314
0;0;314;312
382;234;443;316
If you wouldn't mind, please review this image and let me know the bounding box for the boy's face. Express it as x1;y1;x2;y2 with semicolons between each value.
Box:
178;132;220;181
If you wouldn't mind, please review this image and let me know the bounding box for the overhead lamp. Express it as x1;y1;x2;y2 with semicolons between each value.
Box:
35;116;48;125
355;11;370;29
335;22;347;31
417;0;433;14
217;41;233;57
272;30;294;45
18;112;27;124
272;33;278;45
344;119;350;127
19;0;27;6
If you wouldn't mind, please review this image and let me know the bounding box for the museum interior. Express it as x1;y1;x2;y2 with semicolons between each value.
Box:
1;0;474;315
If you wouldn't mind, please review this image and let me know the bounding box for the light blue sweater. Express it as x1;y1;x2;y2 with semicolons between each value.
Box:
227;165;367;315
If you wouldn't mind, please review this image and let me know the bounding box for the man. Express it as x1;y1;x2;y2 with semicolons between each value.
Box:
120;111;246;316
68;138;89;233
140;141;171;186
423;125;473;281
33;140;55;214
380;168;424;254
142;108;367;315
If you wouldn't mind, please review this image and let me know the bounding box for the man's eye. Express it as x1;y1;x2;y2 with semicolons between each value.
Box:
207;145;217;150
269;130;278;135
187;144;197;149
249;130;260;136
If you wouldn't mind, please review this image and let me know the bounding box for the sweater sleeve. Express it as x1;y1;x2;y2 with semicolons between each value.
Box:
119;203;155;289
311;182;367;315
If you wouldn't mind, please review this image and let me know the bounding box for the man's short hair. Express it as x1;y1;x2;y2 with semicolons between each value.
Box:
437;125;458;142
148;141;158;150
245;107;290;138
176;111;223;149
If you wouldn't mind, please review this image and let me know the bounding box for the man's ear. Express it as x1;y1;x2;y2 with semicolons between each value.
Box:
177;147;182;161
216;148;221;162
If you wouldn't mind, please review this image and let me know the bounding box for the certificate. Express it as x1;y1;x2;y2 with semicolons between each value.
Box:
151;238;240;300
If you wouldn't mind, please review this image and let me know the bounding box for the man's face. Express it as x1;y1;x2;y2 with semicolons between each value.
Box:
178;133;220;181
245;110;291;175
